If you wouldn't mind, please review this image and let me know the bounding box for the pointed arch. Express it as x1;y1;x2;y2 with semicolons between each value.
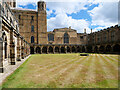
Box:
64;33;69;44
48;46;53;53
31;36;34;43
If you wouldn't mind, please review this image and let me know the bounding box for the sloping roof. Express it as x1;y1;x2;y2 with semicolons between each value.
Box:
53;28;76;32
11;7;37;12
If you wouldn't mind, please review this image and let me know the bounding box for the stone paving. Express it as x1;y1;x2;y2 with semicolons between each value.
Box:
0;55;31;86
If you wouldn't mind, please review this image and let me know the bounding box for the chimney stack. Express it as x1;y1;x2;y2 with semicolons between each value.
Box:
84;29;86;34
91;29;92;33
69;26;71;30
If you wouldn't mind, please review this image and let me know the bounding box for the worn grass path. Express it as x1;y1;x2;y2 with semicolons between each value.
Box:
1;53;118;88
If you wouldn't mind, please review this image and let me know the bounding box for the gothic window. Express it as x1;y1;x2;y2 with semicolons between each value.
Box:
104;33;107;42
31;16;34;21
19;15;21;19
111;31;115;41
31;36;34;43
48;34;54;41
64;33;69;44
31;25;34;32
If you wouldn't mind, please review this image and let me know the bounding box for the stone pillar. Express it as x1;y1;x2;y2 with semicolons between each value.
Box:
75;47;77;53
21;40;24;59
0;2;4;73
19;38;22;59
47;46;48;54
0;37;3;73
65;46;67;53
70;46;72;53
16;35;21;61
10;29;15;65
25;42;27;57
53;46;55;54
40;47;42;54
59;46;61;53
26;44;28;56
23;42;25;58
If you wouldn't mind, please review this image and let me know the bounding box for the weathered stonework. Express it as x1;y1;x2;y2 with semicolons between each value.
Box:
0;1;30;73
11;1;120;54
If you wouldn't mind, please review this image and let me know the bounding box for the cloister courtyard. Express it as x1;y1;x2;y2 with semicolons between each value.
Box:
1;53;118;88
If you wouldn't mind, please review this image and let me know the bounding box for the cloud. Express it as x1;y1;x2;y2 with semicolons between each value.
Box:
46;2;87;15
88;2;118;28
47;13;90;33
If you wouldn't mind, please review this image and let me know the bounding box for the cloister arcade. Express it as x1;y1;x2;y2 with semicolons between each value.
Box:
30;44;120;54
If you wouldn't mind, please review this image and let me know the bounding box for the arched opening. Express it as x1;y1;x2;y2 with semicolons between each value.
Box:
82;46;85;52
61;47;65;53
30;47;34;54
31;36;34;43
77;46;81;53
5;37;7;59
48;34;54;41
55;47;59;53
72;46;76;53
42;47;47;54
36;47;41;54
67;46;70;53
64;33;69;44
106;45;111;52
94;46;98;53
99;46;105;53
87;46;92;53
48;46;53;53
113;44;120;53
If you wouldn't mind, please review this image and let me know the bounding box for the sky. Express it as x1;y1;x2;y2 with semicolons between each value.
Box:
16;0;119;33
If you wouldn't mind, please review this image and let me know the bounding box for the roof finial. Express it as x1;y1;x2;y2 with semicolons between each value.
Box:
84;28;86;34
69;26;71;30
91;28;92;33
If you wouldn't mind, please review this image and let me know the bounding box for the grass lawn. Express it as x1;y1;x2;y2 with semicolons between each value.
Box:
1;53;118;88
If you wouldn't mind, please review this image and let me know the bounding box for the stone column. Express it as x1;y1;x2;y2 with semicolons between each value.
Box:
21;40;24;59
0;2;4;73
53;46;55;54
65;46;67;53
19;38;22;59
27;44;28;56
0;37;3;73
25;42;27;57
16;35;21;61
40;46;42;54
23;42;25;58
70;46;72;53
10;28;15;65
59;46;61;53
75;46;77;53
47;46;48;54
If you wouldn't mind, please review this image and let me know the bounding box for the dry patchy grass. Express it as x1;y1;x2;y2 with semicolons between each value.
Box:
2;53;118;88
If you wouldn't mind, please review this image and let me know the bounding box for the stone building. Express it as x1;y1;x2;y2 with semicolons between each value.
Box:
11;0;120;54
11;1;88;54
87;25;120;53
0;1;30;73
